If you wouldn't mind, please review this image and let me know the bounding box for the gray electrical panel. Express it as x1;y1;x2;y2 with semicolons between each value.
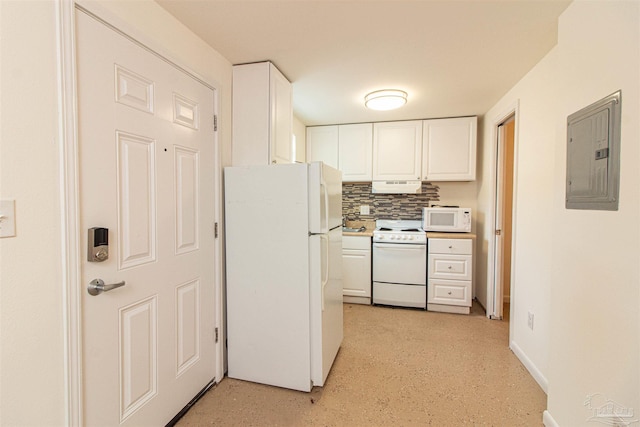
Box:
566;91;621;210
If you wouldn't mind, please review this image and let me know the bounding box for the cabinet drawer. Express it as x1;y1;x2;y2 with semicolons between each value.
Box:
428;279;471;306
428;238;472;255
373;282;426;309
343;236;371;250
428;254;472;280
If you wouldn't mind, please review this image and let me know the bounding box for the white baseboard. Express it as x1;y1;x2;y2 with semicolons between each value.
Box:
543;410;559;427
343;296;371;305
510;340;548;393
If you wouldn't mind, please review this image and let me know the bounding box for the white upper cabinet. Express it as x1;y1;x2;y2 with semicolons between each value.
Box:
232;62;293;166
339;123;373;182
306;117;476;182
373;121;423;181
422;116;477;181
307;123;373;181
270;68;293;164
306;125;338;169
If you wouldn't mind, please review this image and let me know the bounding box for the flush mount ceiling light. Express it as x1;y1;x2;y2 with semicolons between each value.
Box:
364;89;408;111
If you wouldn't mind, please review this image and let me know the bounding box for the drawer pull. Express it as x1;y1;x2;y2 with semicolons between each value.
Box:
449;245;453;249
448;266;452;270
448;291;452;295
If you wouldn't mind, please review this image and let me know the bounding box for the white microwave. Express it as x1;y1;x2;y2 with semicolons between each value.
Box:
422;207;472;233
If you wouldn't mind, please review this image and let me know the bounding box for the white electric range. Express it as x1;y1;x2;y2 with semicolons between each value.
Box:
372;220;427;309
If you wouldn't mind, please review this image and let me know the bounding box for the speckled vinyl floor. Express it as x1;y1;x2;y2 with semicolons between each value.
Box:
176;302;545;426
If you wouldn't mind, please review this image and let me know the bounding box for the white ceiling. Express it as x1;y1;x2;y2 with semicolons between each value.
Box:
155;0;571;126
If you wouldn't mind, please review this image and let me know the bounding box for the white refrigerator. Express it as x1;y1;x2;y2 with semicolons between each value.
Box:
224;162;343;392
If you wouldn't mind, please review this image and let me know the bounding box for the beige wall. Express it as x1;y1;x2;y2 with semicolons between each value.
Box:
479;47;558;390
548;0;639;423
0;1;232;425
1;1;65;424
478;0;639;422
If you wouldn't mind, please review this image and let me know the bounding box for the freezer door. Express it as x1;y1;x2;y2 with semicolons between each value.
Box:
309;162;343;234
309;227;343;386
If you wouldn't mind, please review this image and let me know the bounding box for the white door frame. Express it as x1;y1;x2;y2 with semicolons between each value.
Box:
493;123;507;320
56;2;225;425
485;100;519;335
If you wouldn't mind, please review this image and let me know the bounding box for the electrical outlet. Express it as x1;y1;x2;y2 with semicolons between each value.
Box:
527;311;534;330
360;205;370;215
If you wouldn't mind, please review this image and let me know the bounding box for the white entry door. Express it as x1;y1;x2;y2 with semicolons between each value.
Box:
76;9;218;426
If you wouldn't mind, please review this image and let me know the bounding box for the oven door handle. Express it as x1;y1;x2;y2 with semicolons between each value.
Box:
373;243;426;250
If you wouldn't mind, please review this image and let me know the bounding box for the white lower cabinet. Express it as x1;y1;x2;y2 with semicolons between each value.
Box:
428;238;472;314
342;236;371;304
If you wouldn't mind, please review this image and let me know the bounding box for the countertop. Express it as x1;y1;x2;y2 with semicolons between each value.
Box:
341;222;476;239
342;220;375;237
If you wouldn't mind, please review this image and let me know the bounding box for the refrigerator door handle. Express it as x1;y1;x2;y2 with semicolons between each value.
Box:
320;178;329;234
320;234;329;312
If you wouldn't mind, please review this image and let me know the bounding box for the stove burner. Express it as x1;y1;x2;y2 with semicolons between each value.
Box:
379;227;392;231
402;228;421;232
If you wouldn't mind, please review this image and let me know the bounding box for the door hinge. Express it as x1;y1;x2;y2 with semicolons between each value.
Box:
214;222;219;238
495;229;502;236
213;115;218;132
215;327;219;343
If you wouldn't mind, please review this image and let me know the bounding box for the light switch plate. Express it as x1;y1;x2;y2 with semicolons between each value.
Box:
0;200;16;238
360;205;370;215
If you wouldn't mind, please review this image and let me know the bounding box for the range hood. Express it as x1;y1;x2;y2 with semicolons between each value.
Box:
371;180;422;194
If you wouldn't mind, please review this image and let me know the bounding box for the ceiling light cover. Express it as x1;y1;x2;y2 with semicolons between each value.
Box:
365;90;408;111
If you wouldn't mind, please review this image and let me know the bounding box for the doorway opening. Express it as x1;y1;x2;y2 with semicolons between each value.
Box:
491;114;516;321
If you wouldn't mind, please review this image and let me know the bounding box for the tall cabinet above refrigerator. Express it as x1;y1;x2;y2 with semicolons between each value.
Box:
224;162;343;392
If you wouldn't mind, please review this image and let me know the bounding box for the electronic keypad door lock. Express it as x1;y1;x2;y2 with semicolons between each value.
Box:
88;227;109;262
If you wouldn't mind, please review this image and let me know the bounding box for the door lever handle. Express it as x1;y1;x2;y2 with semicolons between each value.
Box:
88;278;126;296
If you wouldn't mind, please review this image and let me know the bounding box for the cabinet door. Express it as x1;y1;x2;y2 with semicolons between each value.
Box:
306;126;339;169
342;248;371;298
422;116;477;181
269;64;292;164
339;123;373;182
342;236;371;298
373;121;422;181
232;62;271;166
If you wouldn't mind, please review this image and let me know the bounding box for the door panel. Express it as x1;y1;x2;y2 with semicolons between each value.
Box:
176;279;200;375
120;296;158;419
175;147;199;254
77;9;217;426
116;131;157;269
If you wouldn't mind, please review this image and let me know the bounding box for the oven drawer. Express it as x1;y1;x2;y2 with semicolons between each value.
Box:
428;254;472;280
373;282;426;309
373;243;427;285
428;279;471;306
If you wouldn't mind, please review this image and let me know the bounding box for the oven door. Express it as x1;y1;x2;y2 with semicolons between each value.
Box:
372;243;427;285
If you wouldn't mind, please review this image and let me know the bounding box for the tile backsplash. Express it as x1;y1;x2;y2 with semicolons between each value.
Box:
343;182;439;221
